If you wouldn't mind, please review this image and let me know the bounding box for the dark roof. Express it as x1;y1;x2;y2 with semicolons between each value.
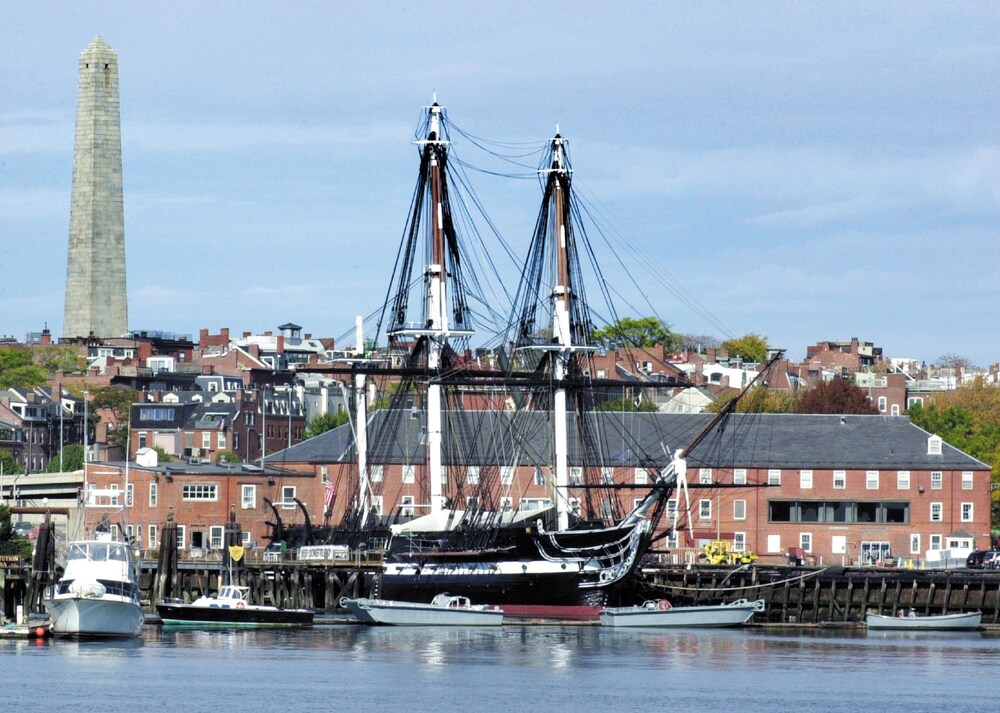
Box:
264;411;989;471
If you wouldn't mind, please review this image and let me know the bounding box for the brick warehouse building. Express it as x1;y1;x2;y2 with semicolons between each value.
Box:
82;413;990;566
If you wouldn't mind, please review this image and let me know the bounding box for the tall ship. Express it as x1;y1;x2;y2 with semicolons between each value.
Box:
294;100;773;616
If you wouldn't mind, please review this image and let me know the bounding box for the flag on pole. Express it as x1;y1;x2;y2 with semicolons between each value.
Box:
324;479;336;512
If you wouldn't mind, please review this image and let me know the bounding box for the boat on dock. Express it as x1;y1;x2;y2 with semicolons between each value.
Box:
43;538;144;638
342;594;504;626
599;598;765;628
156;585;314;627
0;614;51;640
866;610;981;630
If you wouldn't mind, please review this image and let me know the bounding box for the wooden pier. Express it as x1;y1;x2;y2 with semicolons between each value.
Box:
640;564;1000;624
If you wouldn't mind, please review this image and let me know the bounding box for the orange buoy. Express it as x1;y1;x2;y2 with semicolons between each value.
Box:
34;626;47;637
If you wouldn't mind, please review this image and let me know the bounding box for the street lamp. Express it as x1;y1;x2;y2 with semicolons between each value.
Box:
83;390;90;464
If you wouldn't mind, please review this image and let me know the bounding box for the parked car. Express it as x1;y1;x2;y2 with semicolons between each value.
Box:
12;521;34;539
966;550;987;568
981;551;1000;569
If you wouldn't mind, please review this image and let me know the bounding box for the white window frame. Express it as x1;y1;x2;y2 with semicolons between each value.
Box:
897;471;910;490
371;495;383;516
148;524;157;549
402;464;415;484
126;483;134;508
733;499;746;521
877;396;887;412
833;470;846;489
699;499;712;521
910;533;921;555
961;502;973;522
500;496;513;512
176;524;186;551
666;498;678;520
209;526;224;550
800;470;813;489
218;431;226;450
931;471;943;490
768;469;781;486
281;485;296;510
930;502;943;522
634;468;648;485
500;466;514;485
699;468;712;485
400;495;415;517
570;467;583;486
800;532;812;553
733;532;747;553
601;467;614;484
182;484;219;502
962;471;973;490
866;470;879;490
733;469;747;485
370;465;384;482
466;466;480;485
929;534;942;551
241;484;257;510
201;431;211;449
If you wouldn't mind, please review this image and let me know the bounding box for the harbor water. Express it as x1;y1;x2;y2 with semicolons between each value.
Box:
3;625;999;713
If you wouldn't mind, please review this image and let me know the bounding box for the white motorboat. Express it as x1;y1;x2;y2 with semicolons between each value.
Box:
43;539;144;638
342;593;504;626
866;610;981;630
156;585;313;627
599;598;765;628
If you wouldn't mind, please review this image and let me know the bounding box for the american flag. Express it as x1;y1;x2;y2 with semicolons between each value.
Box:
324;479;336;512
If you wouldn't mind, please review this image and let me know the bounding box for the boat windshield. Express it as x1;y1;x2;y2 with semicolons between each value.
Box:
67;542;129;562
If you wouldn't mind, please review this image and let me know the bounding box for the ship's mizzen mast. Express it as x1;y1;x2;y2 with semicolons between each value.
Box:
549;133;573;531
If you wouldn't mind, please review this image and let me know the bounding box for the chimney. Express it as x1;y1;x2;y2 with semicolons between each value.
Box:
276;335;284;353
199;328;208;347
221;328;230;341
41;328;52;346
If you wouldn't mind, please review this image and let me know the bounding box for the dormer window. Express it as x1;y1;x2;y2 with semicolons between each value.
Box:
927;435;943;455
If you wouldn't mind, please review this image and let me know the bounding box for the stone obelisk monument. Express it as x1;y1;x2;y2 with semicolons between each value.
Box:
63;36;128;339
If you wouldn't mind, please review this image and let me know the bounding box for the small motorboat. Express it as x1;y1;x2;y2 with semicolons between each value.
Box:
866;610;981;630
342;593;505;626
156;585;314;627
599;598;765;628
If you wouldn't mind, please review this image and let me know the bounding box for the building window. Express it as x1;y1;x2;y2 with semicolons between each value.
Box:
877;396;887;412
890;404;900;416
148;524;157;549
734;499;746;521
800;470;813;489
833;470;846;489
182;484;218;501
910;534;920;555
138;432;147;449
241;484;256;509
929;534;942;551
466;466;479;485
699;499;711;521
601;467;614;484
733;469;747;485
897;471;910;490
907;396;924;408
202;432;211;449
961;502;973;522
371;496;383;516
570;467;583;485
733;532;747;552
766;534;781;553
500;497;513;512
281;485;296;510
402;465;415;484
209;526;224;550
634;468;648;485
126;483;134;508
930;502;943;522
699;468;712;485
176;525;186;550
800;533;812;553
400;495;415;517
866;471;879;490
109;484;119;506
666;498;678;520
962;471;973;490
931;471;942;490
370;465;383;483
768;469;781;486
241;531;251;546
440;466;448;486
149;482;158;507
500;466;514;485
218;432;226;450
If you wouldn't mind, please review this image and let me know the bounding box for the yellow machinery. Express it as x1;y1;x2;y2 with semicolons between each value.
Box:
700;540;758;565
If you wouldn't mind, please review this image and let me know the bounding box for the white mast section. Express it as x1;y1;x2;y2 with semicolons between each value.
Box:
550;133;572;531
354;316;371;526
425;102;446;514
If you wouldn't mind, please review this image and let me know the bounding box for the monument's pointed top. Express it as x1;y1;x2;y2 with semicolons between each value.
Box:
82;35;115;56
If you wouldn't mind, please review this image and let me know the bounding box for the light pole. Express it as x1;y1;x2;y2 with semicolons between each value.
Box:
83;390;90;464
59;389;64;472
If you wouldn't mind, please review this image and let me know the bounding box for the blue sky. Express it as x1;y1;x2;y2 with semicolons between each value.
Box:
2;2;998;366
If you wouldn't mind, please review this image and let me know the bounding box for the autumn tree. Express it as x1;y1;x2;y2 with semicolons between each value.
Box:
706;386;796;414
590;317;680;352
794;379;879;415
90;386;139;452
720;333;769;363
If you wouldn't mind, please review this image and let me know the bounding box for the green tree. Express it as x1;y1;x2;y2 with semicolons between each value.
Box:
0;347;47;389
215;450;240;464
0;504;13;542
33;345;85;374
90;386;139;452
720;333;769;363
0;449;21;476
594;396;660;413
153;446;174;463
590;317;680;352
46;444;85;472
304;411;350;439
794;379;879;415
